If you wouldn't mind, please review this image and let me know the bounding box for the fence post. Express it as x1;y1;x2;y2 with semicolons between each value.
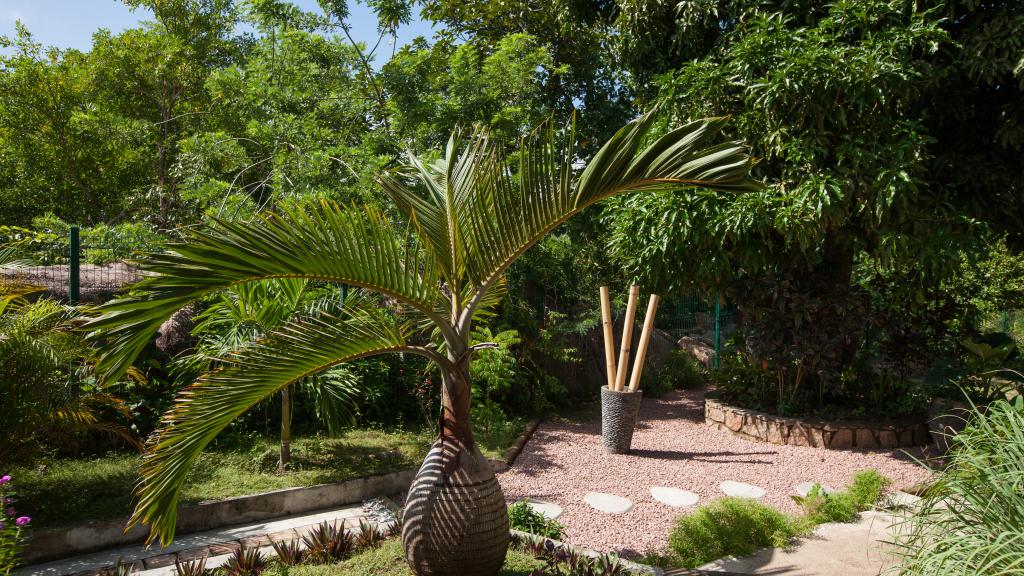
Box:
713;291;721;369
69;226;80;305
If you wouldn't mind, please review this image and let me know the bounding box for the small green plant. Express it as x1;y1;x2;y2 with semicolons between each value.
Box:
667;497;802;568
792;471;891;525
174;557;213;576
354;519;385;549
513;533;624;576
508;501;565;540
302;521;355;563
269;539;303;567
222;546;268;576
792;484;856;525
0;474;30;575
846;470;891;511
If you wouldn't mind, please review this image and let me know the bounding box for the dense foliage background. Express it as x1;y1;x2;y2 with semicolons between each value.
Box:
1;0;1022;458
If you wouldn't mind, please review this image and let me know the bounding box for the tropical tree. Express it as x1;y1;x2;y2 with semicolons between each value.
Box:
85;111;757;575
174;278;360;470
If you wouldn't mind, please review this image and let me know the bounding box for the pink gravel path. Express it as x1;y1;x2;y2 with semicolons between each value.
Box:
496;387;934;556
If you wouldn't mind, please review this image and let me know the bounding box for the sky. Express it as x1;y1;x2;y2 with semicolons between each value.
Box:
0;0;435;62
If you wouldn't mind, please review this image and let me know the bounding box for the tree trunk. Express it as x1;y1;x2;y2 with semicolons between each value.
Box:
278;388;292;472
403;364;510;576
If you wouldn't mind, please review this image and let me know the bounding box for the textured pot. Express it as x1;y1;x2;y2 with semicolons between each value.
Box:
928;397;973;454
402;435;510;576
601;386;643;454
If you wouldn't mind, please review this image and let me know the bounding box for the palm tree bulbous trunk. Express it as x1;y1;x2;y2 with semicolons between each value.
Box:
403;368;510;576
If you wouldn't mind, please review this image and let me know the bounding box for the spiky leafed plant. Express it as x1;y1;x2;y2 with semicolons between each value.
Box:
84;111;758;576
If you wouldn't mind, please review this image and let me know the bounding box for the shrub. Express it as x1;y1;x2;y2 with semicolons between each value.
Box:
894;400;1024;575
642;350;704;397
302;521;355;563
846;470;891;511
269;539;303;567
0;474;30;575
793;470;892;525
508;501;565;540
667;497;802;568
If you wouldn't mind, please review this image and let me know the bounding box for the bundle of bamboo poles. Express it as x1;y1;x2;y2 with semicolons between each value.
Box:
600;285;660;392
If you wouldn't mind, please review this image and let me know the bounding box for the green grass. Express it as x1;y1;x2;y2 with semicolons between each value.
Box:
13;421;524;529
262;538;544;576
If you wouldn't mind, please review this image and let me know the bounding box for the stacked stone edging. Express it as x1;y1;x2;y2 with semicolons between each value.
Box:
704;393;930;450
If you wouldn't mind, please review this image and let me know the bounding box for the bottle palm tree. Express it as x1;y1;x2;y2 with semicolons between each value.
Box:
85;111;758;576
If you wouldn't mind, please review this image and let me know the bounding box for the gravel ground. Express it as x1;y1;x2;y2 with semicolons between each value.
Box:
496;387;934;556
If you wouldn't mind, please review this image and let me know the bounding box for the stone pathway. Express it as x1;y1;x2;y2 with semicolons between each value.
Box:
584;492;634;514
522;498;564;519
16;504;381;576
719;481;766;500
649;487;699;508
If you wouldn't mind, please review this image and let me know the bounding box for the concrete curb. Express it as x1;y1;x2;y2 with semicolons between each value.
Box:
491;417;543;472
23;468;417;565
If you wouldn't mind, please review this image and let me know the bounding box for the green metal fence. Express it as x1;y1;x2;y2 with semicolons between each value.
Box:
1;226;144;303
979;309;1024;349
656;291;735;368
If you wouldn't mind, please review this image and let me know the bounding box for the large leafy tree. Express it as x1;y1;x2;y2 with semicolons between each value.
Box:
85;112;756;574
605;0;1023;397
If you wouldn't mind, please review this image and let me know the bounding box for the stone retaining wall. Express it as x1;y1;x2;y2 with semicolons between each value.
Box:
704;394;930;450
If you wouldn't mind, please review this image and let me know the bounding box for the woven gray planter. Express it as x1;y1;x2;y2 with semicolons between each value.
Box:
601;386;643;454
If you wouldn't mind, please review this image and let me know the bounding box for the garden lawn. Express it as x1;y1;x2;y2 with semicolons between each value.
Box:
262;539;545;576
13;421;523;529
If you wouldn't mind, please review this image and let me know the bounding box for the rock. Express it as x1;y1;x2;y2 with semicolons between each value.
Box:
720;480;766;499
878;430;898;449
766;421;790;444
156;303;198;355
584;492;633;514
829;428;854;449
855;428;877;449
677;336;715;366
725;410;745;432
520;498;563;519
650;487;699;508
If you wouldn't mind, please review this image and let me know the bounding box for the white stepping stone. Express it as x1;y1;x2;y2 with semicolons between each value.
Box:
882;491;922;509
650;486;699;508
795;482;836;497
584;492;634;514
520;498;564;519
719;480;766;499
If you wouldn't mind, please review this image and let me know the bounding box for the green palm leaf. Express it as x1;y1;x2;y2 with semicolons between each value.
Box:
378;111;760;322
86;203;444;383
131;303;418;545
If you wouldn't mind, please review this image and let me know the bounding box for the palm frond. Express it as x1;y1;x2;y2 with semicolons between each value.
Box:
378;110;760;320
85;203;444;383
130;303;417;545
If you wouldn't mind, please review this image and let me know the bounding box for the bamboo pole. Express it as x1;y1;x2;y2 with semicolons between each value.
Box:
628;294;661;392
614;285;640;391
599;286;617;391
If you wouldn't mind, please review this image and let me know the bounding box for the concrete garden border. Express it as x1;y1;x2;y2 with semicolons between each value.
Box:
23;468;417;565
704;392;930;449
